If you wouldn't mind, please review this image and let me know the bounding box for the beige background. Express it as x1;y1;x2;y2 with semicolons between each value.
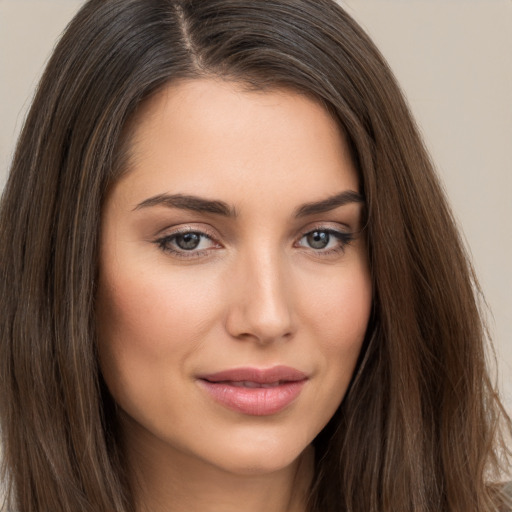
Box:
0;0;511;418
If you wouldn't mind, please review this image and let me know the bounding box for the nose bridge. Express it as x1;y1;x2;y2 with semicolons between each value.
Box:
225;243;295;343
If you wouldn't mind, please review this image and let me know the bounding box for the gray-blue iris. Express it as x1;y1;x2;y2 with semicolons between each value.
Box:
307;231;329;249
176;233;201;250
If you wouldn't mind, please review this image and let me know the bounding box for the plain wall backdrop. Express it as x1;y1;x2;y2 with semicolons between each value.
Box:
0;0;511;420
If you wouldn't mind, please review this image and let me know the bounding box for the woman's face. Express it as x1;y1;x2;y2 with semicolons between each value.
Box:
96;79;372;476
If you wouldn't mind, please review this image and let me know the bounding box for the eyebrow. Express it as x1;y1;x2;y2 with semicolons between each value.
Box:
134;190;364;218
134;193;237;217
294;190;364;217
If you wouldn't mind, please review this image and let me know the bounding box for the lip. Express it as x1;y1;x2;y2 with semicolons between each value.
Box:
197;366;308;416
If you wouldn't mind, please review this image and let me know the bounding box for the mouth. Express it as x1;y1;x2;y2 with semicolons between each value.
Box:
218;380;293;388
197;366;308;416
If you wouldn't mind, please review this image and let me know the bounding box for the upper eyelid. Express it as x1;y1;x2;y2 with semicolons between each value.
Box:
298;222;356;239
156;230;218;247
296;227;355;246
155;222;352;239
155;224;218;240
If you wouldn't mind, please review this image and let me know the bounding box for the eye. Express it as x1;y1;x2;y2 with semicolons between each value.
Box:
173;232;203;250
154;229;220;258
304;231;331;250
296;228;354;254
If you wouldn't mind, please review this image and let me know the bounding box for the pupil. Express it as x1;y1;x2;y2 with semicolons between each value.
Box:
307;231;329;249
177;233;201;250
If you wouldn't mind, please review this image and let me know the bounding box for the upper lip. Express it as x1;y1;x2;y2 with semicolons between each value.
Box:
198;365;308;384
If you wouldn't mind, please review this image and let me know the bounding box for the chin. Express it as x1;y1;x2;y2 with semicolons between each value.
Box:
200;428;314;477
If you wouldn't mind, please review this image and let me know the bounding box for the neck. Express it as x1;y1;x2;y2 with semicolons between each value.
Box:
123;423;314;512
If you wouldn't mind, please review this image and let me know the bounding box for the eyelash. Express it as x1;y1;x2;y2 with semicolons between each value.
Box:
154;227;219;260
295;228;355;256
153;226;355;260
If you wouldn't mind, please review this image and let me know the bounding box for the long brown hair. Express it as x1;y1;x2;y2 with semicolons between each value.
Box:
1;1;510;510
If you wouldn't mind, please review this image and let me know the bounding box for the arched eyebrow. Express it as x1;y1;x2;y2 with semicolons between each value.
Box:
134;193;237;217
133;190;364;217
294;190;364;217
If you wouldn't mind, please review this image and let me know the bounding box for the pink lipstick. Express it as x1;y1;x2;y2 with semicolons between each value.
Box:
197;366;307;416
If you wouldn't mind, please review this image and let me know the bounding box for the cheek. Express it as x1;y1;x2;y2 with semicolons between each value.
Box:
299;257;372;397
303;258;372;346
95;263;224;398
99;263;221;346
324;278;371;349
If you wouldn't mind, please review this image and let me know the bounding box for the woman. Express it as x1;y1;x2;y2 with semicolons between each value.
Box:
0;0;510;511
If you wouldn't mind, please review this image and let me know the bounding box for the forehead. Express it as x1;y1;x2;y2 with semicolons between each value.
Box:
113;78;359;211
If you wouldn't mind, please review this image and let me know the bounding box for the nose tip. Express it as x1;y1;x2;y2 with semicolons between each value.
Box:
224;255;296;345
232;303;294;345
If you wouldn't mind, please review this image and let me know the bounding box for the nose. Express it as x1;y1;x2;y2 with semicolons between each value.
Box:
224;248;296;345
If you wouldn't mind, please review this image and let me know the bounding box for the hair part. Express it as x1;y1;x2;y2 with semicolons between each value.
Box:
1;1;510;511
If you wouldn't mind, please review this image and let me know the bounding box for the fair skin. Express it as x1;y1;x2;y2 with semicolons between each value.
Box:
96;78;372;512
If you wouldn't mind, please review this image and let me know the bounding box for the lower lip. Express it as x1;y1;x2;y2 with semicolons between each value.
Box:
198;379;306;416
